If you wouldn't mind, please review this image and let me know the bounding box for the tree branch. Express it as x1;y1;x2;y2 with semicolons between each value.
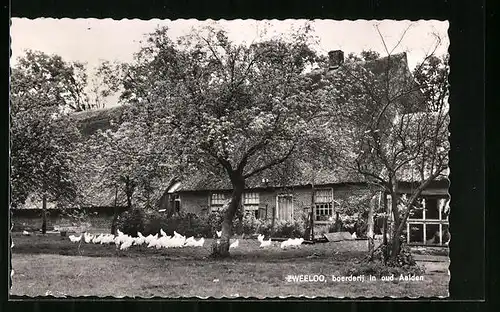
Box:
243;143;296;178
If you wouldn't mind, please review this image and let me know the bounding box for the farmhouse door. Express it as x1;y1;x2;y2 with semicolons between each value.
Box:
277;195;293;221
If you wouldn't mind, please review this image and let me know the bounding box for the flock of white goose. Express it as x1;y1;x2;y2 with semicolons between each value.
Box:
67;229;305;250
68;229;206;250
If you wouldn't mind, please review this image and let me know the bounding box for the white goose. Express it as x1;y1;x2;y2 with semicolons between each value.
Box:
229;239;239;249
69;234;82;243
193;237;205;247
259;238;272;248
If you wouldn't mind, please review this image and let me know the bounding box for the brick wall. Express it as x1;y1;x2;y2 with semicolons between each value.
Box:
179;191;211;215
175;184;374;222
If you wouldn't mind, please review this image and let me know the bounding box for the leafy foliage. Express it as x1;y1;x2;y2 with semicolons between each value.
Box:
11;50;96;112
273;219;305;238
117;207;145;237
76;104;178;210
142;211;228;238
10;51;90;209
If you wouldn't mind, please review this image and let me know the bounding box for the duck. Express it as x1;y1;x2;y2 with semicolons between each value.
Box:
193;237;205;247
257;234;265;242
144;234;158;245
147;236;159;248
119;236;134;250
92;234;104;244
69;234;82;243
84;233;94;243
280;238;292;249
291;238;304;248
160;229;167;237
229;239;239;249
184;236;196;246
281;238;302;249
259;238;272;248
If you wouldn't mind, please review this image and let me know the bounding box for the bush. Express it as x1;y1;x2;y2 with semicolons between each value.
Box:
143;211;213;238
372;240;419;267
273;219;305;238
205;211;224;236
123;208;306;239
256;219;274;237
141;210;259;238
240;213;262;235
117;207;145;237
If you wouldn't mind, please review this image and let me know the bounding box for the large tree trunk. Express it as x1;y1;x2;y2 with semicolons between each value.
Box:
212;174;245;258
389;191;401;262
41;194;47;234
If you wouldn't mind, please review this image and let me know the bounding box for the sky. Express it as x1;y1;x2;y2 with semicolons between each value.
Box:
10;18;449;107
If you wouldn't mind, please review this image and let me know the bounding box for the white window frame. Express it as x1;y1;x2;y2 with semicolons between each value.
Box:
314;188;334;223
209;193;227;212
243;192;260;218
406;196;449;246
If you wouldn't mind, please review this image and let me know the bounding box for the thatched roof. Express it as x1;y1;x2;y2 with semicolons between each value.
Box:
176;161;366;192
71;105;126;136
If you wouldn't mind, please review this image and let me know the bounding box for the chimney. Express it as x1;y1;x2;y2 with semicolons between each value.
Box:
328;50;344;70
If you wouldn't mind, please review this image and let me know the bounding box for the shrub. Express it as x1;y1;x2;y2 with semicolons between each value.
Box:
143;211;212;238
240;213;262;235
117;207;145;237
256;219;274;237
205;210;225;234
372;240;419;267
274;219;305;238
142;210;261;238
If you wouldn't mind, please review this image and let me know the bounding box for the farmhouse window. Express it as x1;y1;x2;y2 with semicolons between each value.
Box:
172;194;181;213
314;188;334;221
406;195;450;246
425;198;439;220
210;193;227;211
243;192;260;219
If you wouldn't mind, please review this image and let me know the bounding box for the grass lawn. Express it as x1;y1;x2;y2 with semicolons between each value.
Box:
10;233;449;298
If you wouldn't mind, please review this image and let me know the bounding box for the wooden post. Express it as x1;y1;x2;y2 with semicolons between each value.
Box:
309;181;315;241
367;193;375;259
41;194;47;234
111;184;119;235
271;204;276;236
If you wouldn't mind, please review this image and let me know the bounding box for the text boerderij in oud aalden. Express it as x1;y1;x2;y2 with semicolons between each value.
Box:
285;274;424;283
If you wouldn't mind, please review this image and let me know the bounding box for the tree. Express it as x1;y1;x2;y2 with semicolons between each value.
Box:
101;24;332;257
328;34;449;263
75;103;179;234
10;51;88;233
11;50;99;112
